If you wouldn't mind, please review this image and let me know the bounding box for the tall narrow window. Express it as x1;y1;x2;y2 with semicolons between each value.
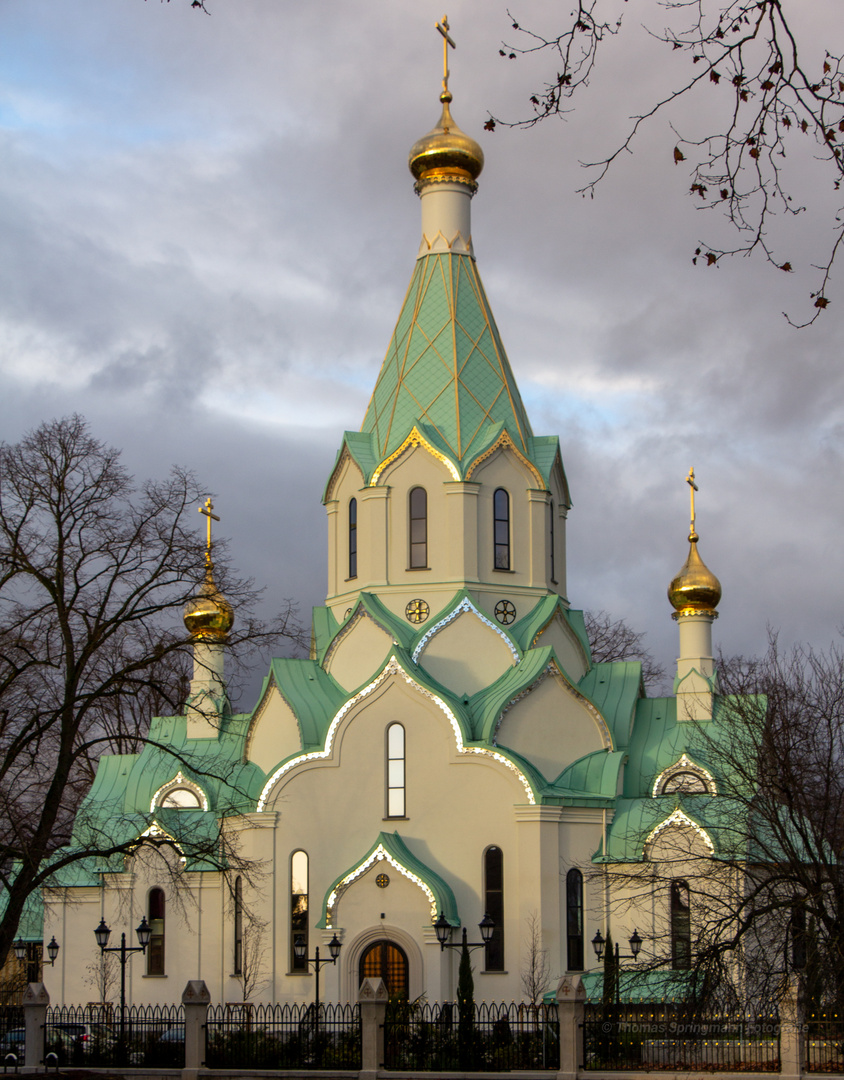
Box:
549;500;556;582
348;498;357;579
233;876;243;976
484;846;504;971
386;723;406;817
493;489;510;570
566;869;584;971
291;851;309;971
409;487;427;568
148;888;165;975
671;880;691;970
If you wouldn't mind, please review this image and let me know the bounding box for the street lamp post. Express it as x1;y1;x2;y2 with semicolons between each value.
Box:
591;928;643;1004
94;917;152;1055
14;935;60;979
434;912;495;954
293;933;342;1013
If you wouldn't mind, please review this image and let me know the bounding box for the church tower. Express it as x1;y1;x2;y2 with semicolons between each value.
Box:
323;52;570;663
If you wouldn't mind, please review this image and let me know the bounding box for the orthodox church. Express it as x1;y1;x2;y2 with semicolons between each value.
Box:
41;43;732;1007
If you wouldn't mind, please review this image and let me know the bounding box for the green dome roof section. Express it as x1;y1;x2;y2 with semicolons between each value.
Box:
361;253;535;471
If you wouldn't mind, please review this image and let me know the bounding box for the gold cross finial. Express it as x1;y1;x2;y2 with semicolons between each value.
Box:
686;467;698;538
199;497;220;565
436;15;456;94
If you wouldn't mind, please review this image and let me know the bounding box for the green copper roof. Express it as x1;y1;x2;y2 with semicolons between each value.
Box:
361;253;534;469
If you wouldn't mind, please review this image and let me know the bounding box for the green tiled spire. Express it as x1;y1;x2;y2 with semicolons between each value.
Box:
361;253;534;468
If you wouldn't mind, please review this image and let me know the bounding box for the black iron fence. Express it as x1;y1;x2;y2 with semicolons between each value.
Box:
582;1003;780;1072
0;1005;24;1067
383;1000;560;1072
43;1003;184;1067
806;1012;844;1072
204;1002;360;1070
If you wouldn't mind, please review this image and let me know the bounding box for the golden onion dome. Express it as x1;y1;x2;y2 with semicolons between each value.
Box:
408;90;484;189
184;563;234;642
668;530;722;617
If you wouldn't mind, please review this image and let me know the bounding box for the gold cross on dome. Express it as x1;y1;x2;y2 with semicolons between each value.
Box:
199;497;220;563
436;15;456;93
686;467;698;534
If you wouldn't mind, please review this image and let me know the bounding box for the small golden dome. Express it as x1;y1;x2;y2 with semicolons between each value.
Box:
408;91;484;190
668;531;722;616
184;563;234;641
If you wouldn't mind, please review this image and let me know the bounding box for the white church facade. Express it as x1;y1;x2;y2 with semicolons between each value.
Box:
40;54;732;1009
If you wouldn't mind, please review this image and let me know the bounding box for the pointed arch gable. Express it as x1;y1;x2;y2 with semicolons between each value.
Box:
493;658;613;749
370;426;460;485
323;608;396;692
465;429;544;487
256;654;537;810
653;754;717;797
150;771;209;812
412;596;520;665
644;808;715;857
317;831;458;929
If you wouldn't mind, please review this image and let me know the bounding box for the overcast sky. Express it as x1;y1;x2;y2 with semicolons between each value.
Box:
2;0;842;704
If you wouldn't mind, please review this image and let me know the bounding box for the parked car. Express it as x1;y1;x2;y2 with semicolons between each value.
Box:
0;1028;25;1060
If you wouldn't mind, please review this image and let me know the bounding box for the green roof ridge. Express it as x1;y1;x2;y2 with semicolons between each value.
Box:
577;662;643;749
268;658;347;750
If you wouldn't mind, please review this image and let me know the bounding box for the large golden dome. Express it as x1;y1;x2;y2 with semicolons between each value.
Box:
409;91;484;190
184;564;234;641
668;531;722;617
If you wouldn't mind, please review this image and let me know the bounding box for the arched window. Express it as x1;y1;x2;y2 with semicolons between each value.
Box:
484;846;504;971
233;876;243;976
291;851;308;972
349;498;358;579
493;489;510;570
386;724;406;817
566;869;584;971
549;500;556;583
671;880;691;970
148;888;165;975
409;487;427;569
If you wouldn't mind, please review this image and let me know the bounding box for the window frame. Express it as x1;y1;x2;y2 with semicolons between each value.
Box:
386;723;406;818
493;488;511;571
233;875;243;976
291;850;309;972
483;846;505;972
408;487;428;569
670;880;691;970
566;868;584;972
147;887;165;976
348;497;358;579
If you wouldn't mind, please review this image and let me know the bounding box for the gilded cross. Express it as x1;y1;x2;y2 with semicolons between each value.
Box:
436;15;456;93
199;497;220;563
686;467;698;534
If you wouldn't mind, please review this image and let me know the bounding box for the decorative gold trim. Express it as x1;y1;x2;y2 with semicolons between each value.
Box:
652;754;716;797
370;426;460;485
324;844;437;928
257;655;536;810
149;772;209;813
465;429;543;486
643;807;715;856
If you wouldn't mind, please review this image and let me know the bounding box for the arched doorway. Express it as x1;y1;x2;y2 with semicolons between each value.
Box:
359;939;409;999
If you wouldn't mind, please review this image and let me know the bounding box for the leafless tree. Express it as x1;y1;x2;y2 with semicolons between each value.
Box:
521;909;552;1005
584;609;667;691
83;953;119;1006
601;633;844;1009
490;2;844;324
0;416;304;968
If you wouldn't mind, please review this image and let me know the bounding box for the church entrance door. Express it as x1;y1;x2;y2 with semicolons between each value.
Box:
359;940;409;999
